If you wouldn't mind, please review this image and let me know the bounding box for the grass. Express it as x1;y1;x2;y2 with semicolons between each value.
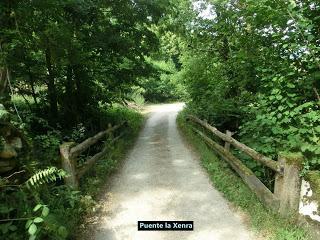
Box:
74;105;145;237
177;110;311;240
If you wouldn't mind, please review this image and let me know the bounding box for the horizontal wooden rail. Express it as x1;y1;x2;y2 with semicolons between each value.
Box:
60;122;125;188
70;122;125;158
186;115;304;216
187;115;281;173
192;127;280;211
76;132;125;179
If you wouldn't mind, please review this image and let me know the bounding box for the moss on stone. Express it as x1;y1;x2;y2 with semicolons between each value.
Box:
278;152;303;168
305;171;320;208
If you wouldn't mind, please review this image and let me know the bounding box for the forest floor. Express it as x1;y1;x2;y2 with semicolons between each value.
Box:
81;103;256;240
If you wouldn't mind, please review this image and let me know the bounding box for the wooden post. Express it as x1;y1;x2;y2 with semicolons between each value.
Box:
60;142;79;189
274;152;303;216
59;123;124;188
107;123;113;141
224;130;232;151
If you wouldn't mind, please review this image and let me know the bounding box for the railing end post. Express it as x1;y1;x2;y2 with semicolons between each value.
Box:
60;142;79;189
274;152;303;216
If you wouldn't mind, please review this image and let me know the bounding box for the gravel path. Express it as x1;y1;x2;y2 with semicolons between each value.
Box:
94;103;254;240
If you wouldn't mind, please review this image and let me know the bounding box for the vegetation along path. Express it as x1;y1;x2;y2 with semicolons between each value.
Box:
93;103;254;240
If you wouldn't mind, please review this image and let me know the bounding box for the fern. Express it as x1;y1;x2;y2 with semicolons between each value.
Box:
26;167;67;189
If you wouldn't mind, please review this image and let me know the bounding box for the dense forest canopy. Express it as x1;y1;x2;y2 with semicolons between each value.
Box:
1;0;167;125
1;0;320;239
171;0;320;174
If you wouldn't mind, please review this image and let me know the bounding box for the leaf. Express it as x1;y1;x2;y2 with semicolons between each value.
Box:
9;225;17;231
33;217;43;223
25;219;33;229
33;204;42;212
287;72;295;76
287;83;295;88
42;206;49;217
0;222;10;234
301;145;309;152
58;226;68;238
314;126;320;133
307;35;314;41
26;167;65;189
0;206;14;214
289;0;296;9
29;235;36;240
28;223;37;235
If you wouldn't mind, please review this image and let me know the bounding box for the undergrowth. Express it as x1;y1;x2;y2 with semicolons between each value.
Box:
0;105;144;240
177;110;311;240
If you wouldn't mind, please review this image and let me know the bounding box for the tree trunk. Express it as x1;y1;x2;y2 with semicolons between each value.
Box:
0;67;11;106
45;46;58;121
62;65;77;125
73;64;86;110
27;66;39;106
0;67;8;96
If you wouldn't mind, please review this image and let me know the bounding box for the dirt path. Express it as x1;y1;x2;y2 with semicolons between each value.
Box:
93;103;254;240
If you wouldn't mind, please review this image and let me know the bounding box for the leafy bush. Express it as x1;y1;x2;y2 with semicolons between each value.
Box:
239;72;320;174
0;168;73;240
177;111;310;240
0;104;144;239
141;58;186;102
177;0;320;175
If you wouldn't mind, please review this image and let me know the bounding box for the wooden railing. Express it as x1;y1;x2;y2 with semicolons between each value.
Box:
60;122;125;189
187;115;303;216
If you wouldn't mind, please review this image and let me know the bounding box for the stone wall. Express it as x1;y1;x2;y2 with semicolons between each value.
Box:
299;171;320;223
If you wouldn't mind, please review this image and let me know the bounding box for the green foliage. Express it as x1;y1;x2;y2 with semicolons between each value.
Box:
141;58;186;102
25;204;50;240
2;0;320;238
70;123;86;142
0;0;165;239
32;131;62;165
128;88;145;106
176;0;320;174
26;167;66;189
1;0;166;127
0;104;10;122
0;171;71;240
177;111;311;240
97;104;144;131
0;105;144;240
